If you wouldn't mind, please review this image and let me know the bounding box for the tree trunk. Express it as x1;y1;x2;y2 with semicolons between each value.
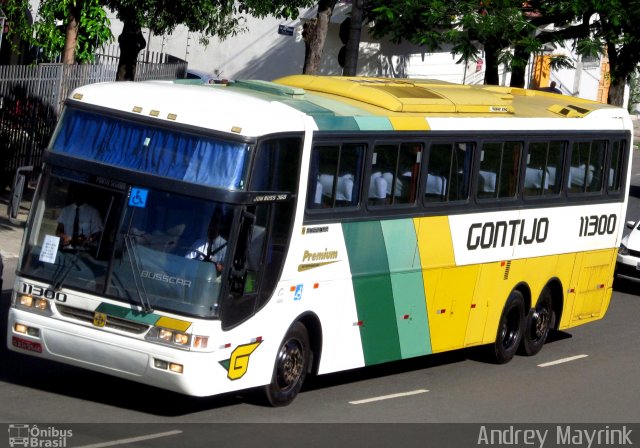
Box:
62;2;81;64
509;45;529;88
606;41;629;107
342;0;363;76
608;78;626;107
302;0;337;75
116;20;146;81
483;41;501;86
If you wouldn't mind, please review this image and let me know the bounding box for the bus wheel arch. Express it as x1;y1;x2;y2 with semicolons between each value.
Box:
490;289;526;364
297;312;323;375
264;314;322;407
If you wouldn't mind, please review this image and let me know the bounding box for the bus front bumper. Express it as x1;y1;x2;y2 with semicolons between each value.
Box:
7;307;259;397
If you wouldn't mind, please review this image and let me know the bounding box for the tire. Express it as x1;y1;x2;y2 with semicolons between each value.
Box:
520;287;554;357
491;291;525;364
264;322;310;407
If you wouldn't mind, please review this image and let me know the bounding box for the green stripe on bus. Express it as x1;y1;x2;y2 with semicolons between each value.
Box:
343;221;401;365
354;116;394;130
95;303;159;325
381;219;432;358
314;116;360;130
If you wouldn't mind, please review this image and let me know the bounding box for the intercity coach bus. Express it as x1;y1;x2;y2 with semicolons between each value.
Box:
7;76;633;406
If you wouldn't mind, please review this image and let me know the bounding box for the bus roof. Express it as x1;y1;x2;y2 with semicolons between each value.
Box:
271;75;630;132
68;76;631;137
67;81;309;137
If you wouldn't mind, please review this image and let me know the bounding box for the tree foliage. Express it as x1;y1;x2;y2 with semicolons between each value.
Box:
368;0;640;105
3;0;112;63
3;0;314;76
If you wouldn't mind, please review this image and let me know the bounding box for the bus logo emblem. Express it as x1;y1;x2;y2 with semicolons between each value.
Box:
220;341;262;380
93;312;107;328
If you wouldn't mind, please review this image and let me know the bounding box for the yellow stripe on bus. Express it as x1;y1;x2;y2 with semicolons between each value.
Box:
389;116;431;130
155;316;192;332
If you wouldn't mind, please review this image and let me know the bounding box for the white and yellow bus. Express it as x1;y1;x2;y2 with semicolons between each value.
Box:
7;76;633;406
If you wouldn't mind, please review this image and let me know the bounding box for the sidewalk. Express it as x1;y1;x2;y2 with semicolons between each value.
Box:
0;190;30;261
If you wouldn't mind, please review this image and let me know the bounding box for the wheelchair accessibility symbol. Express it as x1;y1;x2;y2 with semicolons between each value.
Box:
294;284;303;301
129;187;148;208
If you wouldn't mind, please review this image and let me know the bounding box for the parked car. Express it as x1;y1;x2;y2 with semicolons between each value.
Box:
185;69;220;85
616;219;640;282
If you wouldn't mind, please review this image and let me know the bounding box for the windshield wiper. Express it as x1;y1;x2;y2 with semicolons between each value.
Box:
124;234;154;313
53;250;82;291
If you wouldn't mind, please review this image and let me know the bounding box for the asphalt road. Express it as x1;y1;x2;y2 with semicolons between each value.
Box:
0;151;639;447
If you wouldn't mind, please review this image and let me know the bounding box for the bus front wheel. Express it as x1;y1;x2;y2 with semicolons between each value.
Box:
491;291;525;364
264;322;310;407
520;287;554;357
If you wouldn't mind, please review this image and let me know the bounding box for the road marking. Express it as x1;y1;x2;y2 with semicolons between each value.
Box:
538;354;588;367
75;430;182;448
349;389;429;405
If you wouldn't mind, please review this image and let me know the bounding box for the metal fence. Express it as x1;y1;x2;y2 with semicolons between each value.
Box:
0;61;187;190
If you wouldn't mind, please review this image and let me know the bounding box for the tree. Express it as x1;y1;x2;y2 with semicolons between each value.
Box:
340;0;365;76
368;0;547;86
4;0;314;78
3;0;112;64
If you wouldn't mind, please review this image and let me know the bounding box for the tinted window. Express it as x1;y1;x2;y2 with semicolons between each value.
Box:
608;140;625;193
477;141;522;200
368;143;423;206
250;137;302;192
425;142;473;202
569;140;606;193
524;141;565;197
308;143;365;209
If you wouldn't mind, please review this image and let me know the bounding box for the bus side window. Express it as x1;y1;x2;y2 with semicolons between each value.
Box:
368;143;422;206
524;141;565;197
250;137;303;192
608;140;625;193
477;141;522;200
307;143;364;209
424;142;473;202
569;140;607;194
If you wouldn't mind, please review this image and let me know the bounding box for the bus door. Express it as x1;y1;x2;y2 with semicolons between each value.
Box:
219;136;302;329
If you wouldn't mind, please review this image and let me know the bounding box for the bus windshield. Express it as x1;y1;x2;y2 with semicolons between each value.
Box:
50;107;251;190
20;169;235;318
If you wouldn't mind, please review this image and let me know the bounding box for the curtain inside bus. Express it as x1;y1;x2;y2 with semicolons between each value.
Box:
50;108;250;189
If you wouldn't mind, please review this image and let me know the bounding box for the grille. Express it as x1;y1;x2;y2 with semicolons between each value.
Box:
56;304;149;334
628;249;640;258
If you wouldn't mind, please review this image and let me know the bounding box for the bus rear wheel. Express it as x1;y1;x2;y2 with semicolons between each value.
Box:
520;287;554;356
491;291;525;364
264;322;310;407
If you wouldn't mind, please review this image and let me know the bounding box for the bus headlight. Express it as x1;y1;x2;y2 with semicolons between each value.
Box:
146;327;191;349
16;294;51;314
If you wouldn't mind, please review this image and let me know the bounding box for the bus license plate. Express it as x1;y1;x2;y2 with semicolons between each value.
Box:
12;336;42;353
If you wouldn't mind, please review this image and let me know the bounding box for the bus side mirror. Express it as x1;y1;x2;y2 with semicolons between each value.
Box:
8;166;34;223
